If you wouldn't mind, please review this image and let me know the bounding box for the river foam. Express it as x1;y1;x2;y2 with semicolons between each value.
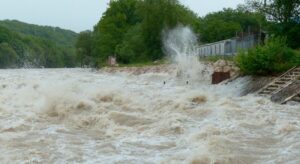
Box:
0;68;299;163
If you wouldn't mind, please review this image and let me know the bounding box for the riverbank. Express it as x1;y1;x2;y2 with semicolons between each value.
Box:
99;62;283;97
100;64;176;75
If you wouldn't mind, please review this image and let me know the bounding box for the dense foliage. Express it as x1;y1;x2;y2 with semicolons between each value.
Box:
247;0;300;48
0;20;77;47
76;30;93;67
76;0;200;66
198;8;265;43
235;37;299;75
234;0;300;75
0;20;78;68
76;0;269;66
0;42;18;68
1;0;297;72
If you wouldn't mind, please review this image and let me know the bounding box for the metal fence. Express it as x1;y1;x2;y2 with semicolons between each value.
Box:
198;35;258;57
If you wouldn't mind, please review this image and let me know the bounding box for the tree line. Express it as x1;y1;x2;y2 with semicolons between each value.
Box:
0;20;78;68
0;0;298;69
77;0;201;66
234;0;300;75
76;0;299;67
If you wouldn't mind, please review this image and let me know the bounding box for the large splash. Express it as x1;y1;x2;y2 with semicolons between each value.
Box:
163;26;212;82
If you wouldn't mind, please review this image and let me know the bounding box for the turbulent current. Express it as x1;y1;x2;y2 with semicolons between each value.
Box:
1;26;299;163
0;68;299;163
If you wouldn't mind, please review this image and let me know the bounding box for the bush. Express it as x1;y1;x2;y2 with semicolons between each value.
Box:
235;37;299;75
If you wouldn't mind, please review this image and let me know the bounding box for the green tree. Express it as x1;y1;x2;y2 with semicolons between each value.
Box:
115;24;147;63
199;19;242;43
93;0;140;65
0;43;18;68
91;0;200;65
137;0;199;60
247;0;300;48
248;0;299;23
0;21;79;68
137;0;178;60
0;20;77;47
76;30;93;66
199;8;264;43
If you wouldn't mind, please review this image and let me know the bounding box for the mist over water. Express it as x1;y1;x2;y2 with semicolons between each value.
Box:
0;27;299;163
163;26;212;82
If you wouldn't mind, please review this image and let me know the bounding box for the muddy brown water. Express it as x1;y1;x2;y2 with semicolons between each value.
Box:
0;68;299;163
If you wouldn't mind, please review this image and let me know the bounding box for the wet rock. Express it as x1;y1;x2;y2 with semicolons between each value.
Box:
214;67;222;72
223;66;231;72
218;60;226;67
212;60;241;84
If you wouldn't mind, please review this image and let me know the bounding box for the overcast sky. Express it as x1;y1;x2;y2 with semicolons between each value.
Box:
0;0;245;32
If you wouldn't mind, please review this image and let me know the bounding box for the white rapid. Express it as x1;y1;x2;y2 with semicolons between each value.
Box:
0;68;299;163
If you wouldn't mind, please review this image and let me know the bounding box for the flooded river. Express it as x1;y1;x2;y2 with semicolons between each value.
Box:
0;68;299;163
